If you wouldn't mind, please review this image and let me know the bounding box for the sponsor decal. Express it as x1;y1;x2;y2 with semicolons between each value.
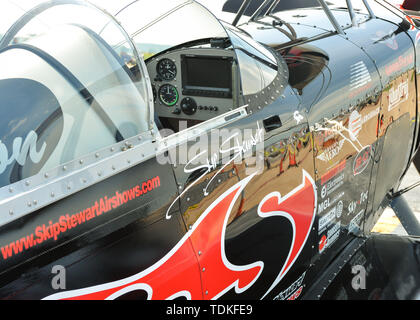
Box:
313;116;373;157
0;130;46;175
372;30;398;50
44;170;317;300
321;160;346;185
0;177;161;261
319;221;341;253
388;80;409;111
353;145;372;176
336;200;343;219
348;191;368;216
385;53;414;77
318;191;345;215
316;140;345;162
349;210;364;234
318;206;336;233
0;176;160;260
318;202;342;234
321;171;345;200
319;234;327;253
273;272;306;300
348;108;380;141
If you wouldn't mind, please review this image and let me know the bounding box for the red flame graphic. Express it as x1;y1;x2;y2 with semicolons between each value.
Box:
258;170;316;298
44;171;316;300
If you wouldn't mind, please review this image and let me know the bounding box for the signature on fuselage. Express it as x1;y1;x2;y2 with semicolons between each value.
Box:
166;124;265;219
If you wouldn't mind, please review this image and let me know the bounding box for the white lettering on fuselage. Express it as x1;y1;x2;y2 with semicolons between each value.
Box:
0;130;46;174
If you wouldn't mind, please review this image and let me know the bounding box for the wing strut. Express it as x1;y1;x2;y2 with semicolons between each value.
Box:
390;195;420;236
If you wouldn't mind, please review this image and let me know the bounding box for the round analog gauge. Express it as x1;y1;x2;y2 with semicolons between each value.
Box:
157;58;177;81
159;84;179;107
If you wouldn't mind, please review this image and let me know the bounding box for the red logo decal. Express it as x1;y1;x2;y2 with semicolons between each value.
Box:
44;171;316;300
258;170;316;298
353;145;372;176
319;235;327;253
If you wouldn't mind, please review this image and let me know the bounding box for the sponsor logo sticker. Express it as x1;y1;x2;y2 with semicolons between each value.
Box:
319;221;341;253
273;272;307;300
372;30;398;50
353;145;372;176
388;80;409;112
317;140;345;162
385;53;414;77
348;108;380;141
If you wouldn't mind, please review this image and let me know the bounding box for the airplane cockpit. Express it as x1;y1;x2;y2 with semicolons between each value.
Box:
0;0;286;189
131;0;284;132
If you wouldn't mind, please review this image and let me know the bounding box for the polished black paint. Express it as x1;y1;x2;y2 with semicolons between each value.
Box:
0;1;419;300
0;158;182;299
303;234;420;300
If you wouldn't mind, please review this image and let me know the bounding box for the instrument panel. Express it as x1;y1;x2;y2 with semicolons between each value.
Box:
147;48;237;122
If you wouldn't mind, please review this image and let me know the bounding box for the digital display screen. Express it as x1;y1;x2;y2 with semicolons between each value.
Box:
182;56;232;97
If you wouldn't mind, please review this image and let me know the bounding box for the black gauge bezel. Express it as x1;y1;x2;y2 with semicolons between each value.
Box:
159;84;179;107
157;58;177;81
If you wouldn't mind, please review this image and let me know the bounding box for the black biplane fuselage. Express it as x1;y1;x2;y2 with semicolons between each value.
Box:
0;0;419;300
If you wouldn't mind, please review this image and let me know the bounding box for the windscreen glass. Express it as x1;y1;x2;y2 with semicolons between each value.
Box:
111;0;229;59
0;1;152;188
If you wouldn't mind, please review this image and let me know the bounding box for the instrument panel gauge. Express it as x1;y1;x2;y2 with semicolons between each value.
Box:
157;58;177;81
159;84;179;107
